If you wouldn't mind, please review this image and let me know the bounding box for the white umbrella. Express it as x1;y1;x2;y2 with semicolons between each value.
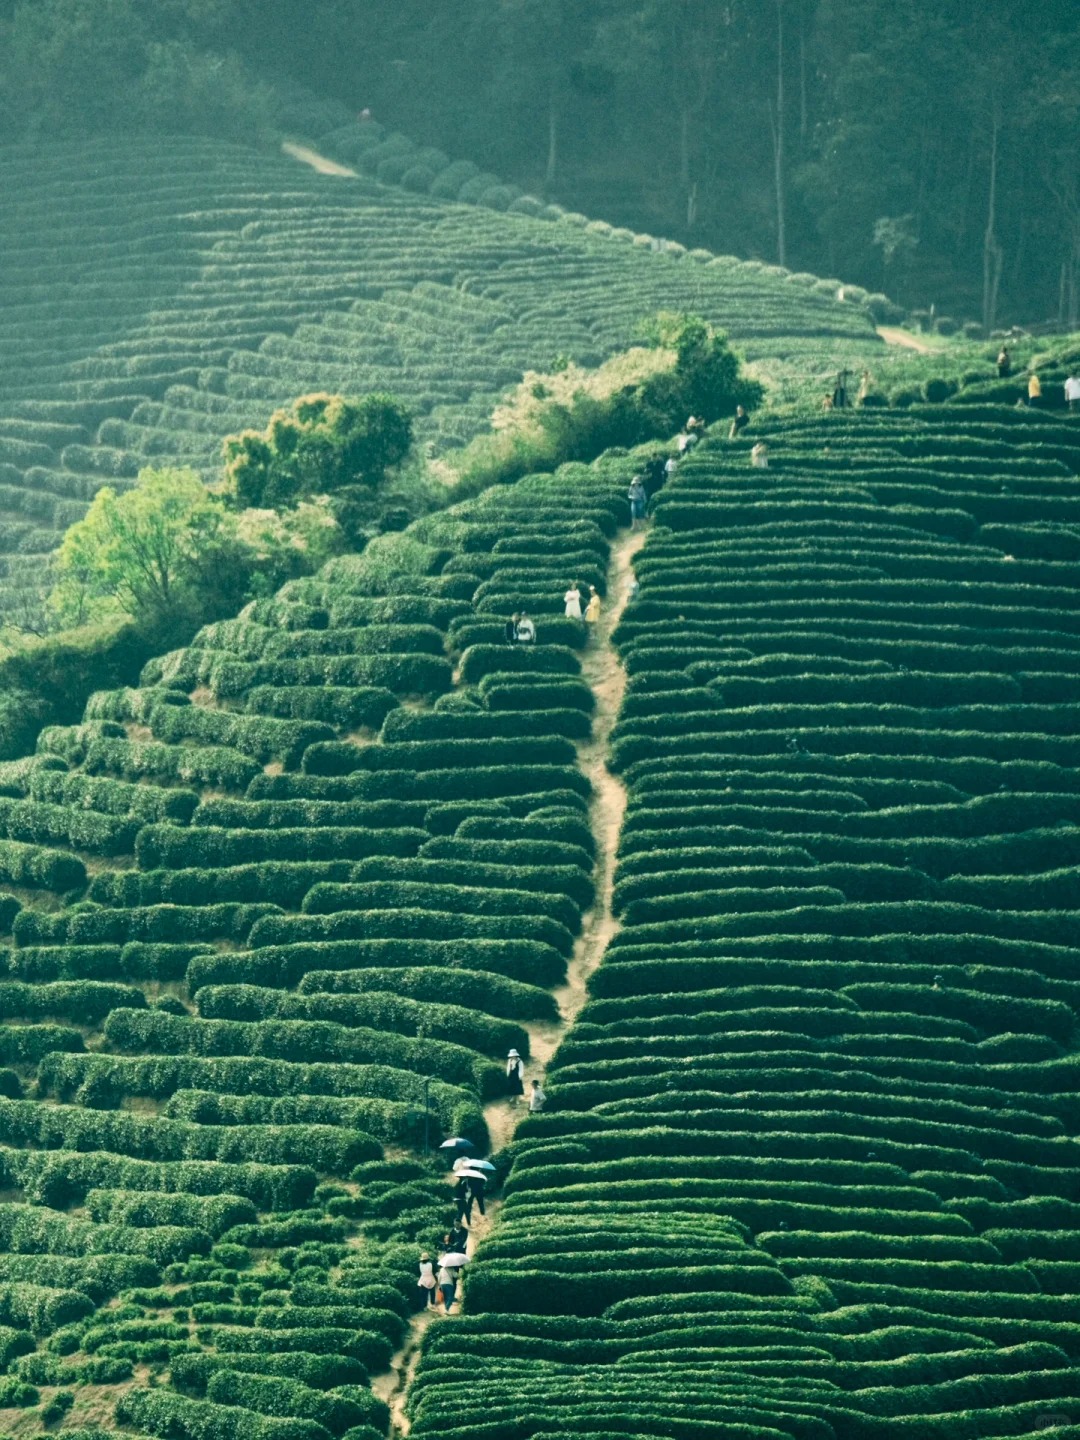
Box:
439;1251;469;1267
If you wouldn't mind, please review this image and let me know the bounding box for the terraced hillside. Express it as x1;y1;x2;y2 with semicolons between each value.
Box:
0;135;876;624
0;448;642;1437
407;404;1080;1438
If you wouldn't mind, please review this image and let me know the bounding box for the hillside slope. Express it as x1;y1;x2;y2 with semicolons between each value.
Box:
0;135;877;625
407;403;1080;1438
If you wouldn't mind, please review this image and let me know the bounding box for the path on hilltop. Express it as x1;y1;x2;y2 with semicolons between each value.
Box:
282;140;359;177
877;325;935;353
375;523;646;1438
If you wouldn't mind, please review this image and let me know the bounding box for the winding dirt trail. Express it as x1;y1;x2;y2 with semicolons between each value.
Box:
483;523;646;1152
376;524;646;1438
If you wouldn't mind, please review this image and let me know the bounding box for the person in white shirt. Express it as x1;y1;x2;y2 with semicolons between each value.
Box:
514;613;536;644
1065;374;1080;413
417;1253;437;1308
437;1261;458;1313
529;1079;546;1112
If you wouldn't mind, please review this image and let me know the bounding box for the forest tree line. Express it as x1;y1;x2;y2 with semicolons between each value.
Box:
1;0;1078;330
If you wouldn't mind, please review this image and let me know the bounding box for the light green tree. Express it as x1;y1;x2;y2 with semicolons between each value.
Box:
49;467;242;630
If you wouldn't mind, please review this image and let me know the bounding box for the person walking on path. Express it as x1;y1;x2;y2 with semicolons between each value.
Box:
453;1175;473;1225
628;476;648;529
564;582;583;620
729;404;750;438
664;454;679;481
529;1079;546;1113
514;612;535;643
466;1173;487;1218
417;1253;437;1308
1067;373;1080;413
997;346;1012;378
585;586;601;628
437;1261;458;1314
506;1048;525;1101
1028;372;1042;405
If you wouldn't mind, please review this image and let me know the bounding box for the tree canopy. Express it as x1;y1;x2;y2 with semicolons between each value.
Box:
2;0;1078;326
222;393;413;511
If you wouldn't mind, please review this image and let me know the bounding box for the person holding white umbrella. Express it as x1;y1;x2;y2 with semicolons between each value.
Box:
458;1165;488;1218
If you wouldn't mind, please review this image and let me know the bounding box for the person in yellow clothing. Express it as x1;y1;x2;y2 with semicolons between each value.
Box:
1028;372;1042;405
585;586;601;624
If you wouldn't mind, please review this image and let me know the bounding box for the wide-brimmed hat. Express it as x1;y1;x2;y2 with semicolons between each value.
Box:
507;1049;521;1058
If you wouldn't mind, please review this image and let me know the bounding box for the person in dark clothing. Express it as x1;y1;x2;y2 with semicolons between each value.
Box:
446;1224;469;1253
729;405;750;438
506;1048;525;1101
504;613;519;645
453;1176;473;1225
644;456;667;491
466;1174;486;1217
997;346;1012;378
514;613;536;644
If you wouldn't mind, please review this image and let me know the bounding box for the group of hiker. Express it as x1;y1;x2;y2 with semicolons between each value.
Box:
417;1053;547;1316
997;347;1079;411
503;584;600;649
506;1046;546;1113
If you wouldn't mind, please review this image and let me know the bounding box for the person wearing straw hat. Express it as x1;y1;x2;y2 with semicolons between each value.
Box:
506;1048;525;1103
453;1174;473;1225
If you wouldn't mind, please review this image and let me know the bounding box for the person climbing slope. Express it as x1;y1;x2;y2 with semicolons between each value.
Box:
585;585;601;630
627;476;648;529
506;1047;525;1101
437;1259;458;1314
417;1252;437;1308
453;1174;474;1225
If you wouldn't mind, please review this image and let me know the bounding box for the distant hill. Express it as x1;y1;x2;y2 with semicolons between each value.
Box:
0;134;879;622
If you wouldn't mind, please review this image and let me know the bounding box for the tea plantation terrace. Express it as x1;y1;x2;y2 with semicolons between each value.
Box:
0;135;877;622
406;403;1080;1439
0;452;644;1436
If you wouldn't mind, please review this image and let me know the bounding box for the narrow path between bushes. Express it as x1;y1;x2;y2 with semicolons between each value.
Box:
377;524;646;1438
483;522;647;1153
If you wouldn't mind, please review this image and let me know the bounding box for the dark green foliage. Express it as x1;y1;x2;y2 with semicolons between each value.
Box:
224;393;413;509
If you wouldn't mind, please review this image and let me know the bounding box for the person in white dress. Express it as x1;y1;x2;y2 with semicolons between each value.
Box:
417;1253;437;1308
564;583;583;619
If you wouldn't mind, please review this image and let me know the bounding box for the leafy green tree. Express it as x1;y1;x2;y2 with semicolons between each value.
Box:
7;0;148;133
223;393;413;511
49;468;245;631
